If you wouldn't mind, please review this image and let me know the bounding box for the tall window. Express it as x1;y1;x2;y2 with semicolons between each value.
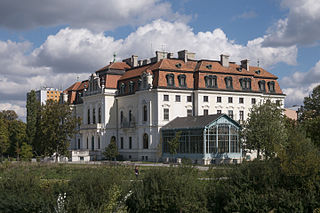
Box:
204;75;217;88
129;81;135;93
91;136;94;151
164;94;169;101
239;78;251;90
251;98;256;104
143;105;147;122
120;111;123;124
98;137;100;149
129;110;132;123
239;111;244;121
175;95;181;102
228;110;233;119
143;133;148;149
228;97;233;103
87;109;90;124
164;108;169;120
78;139;80;149
187;96;192;102
187;109;193;117
120;137;124;149
239;97;244;104
166;74;174;86
178;74;186;87
268;81;275;93
120;83;126;94
98;107;101;123
217;96;222;103
87;137;89;149
225;77;233;89
258;80;266;92
93;108;96;124
204;109;208;115
129;137;132;149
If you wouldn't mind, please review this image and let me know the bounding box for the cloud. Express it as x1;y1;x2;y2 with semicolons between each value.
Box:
234;11;257;20
0;19;298;119
0;0;187;32
282;60;320;107
0;102;26;120
263;0;320;47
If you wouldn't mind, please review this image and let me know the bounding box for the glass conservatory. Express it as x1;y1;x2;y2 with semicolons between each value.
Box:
162;114;241;164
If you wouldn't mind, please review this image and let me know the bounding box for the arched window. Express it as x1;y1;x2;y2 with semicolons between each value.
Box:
268;81;275;93
110;136;116;144
143;133;149;149
78;139;80;149
204;75;217;88
224;77;233;89
93;108;96;124
166;74;175;86
129;81;135;93
91;136;94;151
120;83;126;94
258;80;266;92
178;74;186;87
143;105;147;122
120;111;124;124
129;110;132;123
239;78;251;90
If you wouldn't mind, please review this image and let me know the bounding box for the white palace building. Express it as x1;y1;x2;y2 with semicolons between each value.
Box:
62;50;285;164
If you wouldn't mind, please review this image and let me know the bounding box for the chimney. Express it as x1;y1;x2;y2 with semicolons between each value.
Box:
122;55;138;67
220;54;229;67
167;52;173;59
241;59;250;71
156;51;168;62
178;50;188;62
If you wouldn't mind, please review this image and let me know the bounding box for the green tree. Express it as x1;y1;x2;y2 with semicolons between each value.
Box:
26;90;41;153
20;142;33;161
299;84;320;148
7;120;27;158
0;110;18;121
41;100;80;162
103;138;118;161
0;118;9;161
242;101;288;159
168;131;181;158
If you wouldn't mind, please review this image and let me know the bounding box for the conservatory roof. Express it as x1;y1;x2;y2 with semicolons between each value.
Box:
162;114;239;130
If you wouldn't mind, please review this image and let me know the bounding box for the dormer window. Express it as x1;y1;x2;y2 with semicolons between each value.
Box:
225;77;233;89
120;83;126;94
166;74;175;87
258;80;266;92
239;78;251;90
178;74;186;87
204;75;217;88
137;79;142;90
129;81;135;93
268;81;275;93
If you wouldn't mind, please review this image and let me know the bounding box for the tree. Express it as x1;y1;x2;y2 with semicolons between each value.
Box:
0;110;18;121
299;84;320;148
242;101;288;159
168;131;181;161
20;142;33;161
26;90;41;152
7;120;27;158
40;100;80;161
0;118;9;161
103;138;118;161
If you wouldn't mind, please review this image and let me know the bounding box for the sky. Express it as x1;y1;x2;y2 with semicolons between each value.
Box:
0;0;320;121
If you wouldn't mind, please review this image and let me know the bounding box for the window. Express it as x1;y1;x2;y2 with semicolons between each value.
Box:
91;136;94;151
175;95;181;102
129;137;132;149
239;111;244;121
98;137;100;149
268;81;275;93
258;80;266;92
239;97;244;104
143;134;148;149
129;81;135;93
98;107;101;123
93;108;96;124
86;137;88;149
143;105;147;121
166;74;175;86
178;74;186;87
228;97;233;103
225;77;233;89
203;96;208;102
87;109;90;124
228;110;233;119
187;109;193;117
187;96;192;102
120;111;124;124
78;139;80;149
276;100;281;106
120;137;124;149
120;83;126;94
204;75;217;88
239;78;251;90
251;98;256;104
164;94;169;101
217;110;222;114
217;96;222;103
204;109;208;115
164;108;169;120
129;110;132;123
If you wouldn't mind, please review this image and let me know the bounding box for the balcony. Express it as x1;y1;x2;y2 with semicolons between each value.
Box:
80;123;103;131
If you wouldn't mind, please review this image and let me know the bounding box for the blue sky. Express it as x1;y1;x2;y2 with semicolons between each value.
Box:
0;0;320;119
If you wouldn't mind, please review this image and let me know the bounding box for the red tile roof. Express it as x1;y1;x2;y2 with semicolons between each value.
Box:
96;62;131;72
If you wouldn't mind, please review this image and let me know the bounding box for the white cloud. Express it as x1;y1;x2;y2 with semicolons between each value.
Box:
282;60;320;107
0;0;187;32
0;102;26;120
263;0;320;47
0;19;298;119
